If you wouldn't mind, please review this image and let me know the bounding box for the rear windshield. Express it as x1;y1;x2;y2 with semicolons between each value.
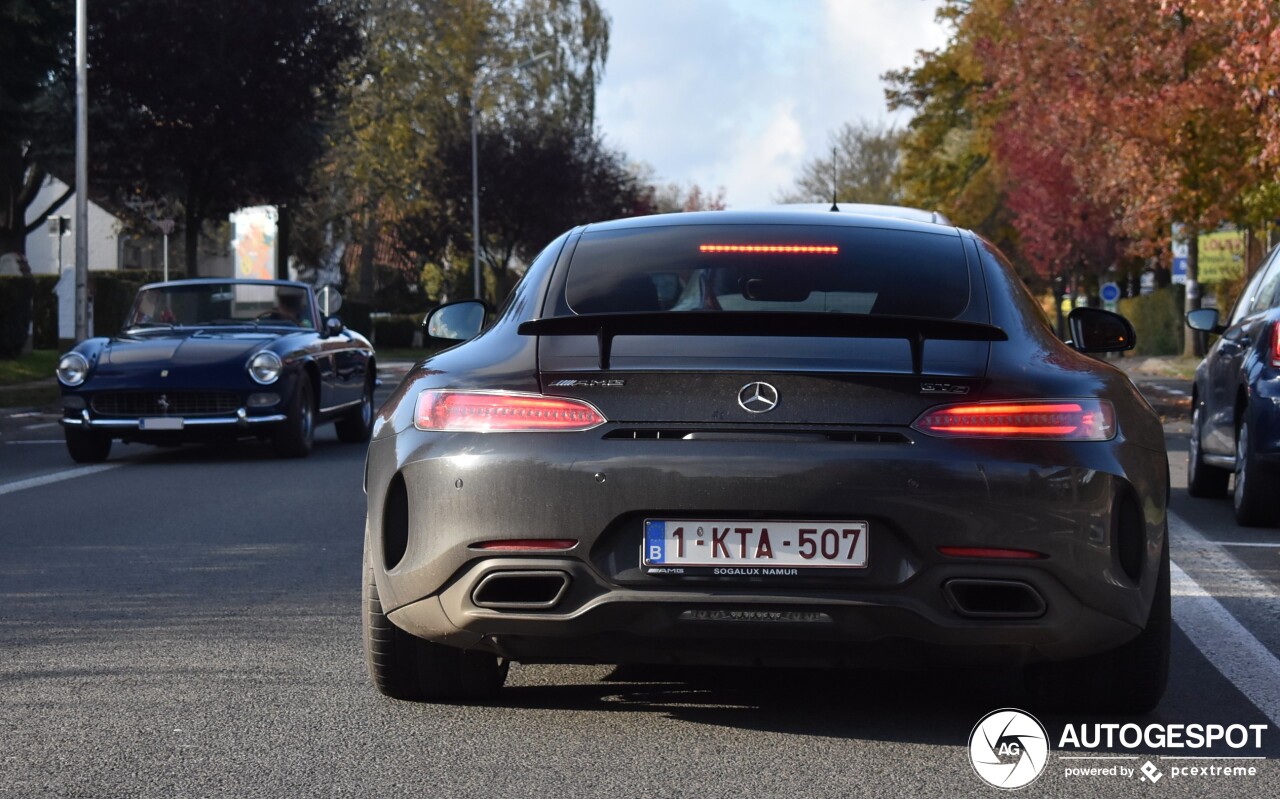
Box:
563;224;970;319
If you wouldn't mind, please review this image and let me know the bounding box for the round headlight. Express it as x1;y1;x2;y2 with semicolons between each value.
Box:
57;352;90;386
248;351;283;385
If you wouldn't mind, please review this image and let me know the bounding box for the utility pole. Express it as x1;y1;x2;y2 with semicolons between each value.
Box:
74;0;89;341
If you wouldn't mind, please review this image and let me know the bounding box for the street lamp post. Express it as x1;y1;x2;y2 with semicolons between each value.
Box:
470;52;551;301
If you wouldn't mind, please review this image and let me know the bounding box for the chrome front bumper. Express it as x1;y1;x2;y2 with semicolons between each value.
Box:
61;408;287;429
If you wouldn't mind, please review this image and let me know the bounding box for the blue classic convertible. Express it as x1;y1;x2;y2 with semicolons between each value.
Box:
55;278;376;462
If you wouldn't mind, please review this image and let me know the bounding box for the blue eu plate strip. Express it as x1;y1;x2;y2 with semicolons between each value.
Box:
645;520;665;564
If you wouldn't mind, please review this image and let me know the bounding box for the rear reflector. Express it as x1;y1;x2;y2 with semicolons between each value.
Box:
699;244;839;255
912;399;1115;440
938;546;1045;560
414;390;605;432
473;539;578;551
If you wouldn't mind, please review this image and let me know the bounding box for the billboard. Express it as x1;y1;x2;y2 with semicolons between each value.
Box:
230;206;278;280
1171;224;1244;284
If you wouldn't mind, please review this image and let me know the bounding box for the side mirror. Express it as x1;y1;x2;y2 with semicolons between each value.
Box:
1185;308;1224;335
425;299;489;342
316;285;344;316
323;316;345;336
1068;307;1136;353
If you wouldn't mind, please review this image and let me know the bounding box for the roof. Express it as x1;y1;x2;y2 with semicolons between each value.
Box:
583;206;961;236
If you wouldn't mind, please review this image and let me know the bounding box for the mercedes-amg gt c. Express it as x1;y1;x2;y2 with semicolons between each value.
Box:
362;206;1169;712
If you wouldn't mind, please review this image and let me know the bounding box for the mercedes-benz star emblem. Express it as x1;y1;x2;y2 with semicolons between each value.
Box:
737;382;779;413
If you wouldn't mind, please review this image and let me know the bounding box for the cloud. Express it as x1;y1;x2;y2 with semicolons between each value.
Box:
595;0;948;207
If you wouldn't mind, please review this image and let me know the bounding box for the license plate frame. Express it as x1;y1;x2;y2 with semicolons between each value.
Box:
643;519;869;572
140;417;184;431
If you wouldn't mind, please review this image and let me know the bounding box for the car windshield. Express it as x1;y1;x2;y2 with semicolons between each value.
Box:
563;223;971;320
126;283;315;329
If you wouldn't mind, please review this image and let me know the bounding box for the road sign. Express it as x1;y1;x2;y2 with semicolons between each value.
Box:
1100;282;1120;303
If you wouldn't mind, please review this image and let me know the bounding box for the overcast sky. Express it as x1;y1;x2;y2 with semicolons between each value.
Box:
594;0;950;207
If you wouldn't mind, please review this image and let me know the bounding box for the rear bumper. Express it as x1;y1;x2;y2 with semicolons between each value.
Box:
367;424;1168;666
387;555;1141;666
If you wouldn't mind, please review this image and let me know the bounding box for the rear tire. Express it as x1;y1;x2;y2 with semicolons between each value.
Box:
65;427;112;463
1233;418;1280;526
335;376;374;443
362;544;508;702
1186;404;1229;498
1025;535;1170;714
274;374;315;458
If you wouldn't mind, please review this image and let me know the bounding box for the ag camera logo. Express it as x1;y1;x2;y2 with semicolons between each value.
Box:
969;708;1050;789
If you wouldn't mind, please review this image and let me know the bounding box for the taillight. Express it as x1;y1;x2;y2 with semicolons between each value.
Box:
912;400;1115;441
1271;322;1280;368
414;390;606;432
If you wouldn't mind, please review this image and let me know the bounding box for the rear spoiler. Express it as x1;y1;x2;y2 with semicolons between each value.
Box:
518;311;1007;373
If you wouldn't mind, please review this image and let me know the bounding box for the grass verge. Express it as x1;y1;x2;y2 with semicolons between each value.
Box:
0;350;58;386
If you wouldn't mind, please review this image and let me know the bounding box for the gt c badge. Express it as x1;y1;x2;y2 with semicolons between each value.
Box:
920;382;971;395
737;382;779;413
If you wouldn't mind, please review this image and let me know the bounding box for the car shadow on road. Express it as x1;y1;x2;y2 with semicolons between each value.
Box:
479;628;1280;757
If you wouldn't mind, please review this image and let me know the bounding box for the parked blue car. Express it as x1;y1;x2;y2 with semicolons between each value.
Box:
55;278;376;463
1185;246;1280;525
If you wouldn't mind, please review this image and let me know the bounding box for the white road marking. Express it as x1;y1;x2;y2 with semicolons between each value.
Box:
5;441;64;445
1214;542;1280;549
1170;511;1280;728
19;422;56;431
0;464;122;496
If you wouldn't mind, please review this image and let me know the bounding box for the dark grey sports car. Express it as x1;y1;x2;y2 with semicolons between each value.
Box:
57;278;375;462
363;207;1169;712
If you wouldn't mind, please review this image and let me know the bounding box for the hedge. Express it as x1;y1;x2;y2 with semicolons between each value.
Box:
342;299;373;338
1117;286;1183;356
0;276;36;358
32;275;59;349
372;314;419;348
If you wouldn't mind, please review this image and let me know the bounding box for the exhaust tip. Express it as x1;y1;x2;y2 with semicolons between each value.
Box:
472;571;570;610
943;578;1046;619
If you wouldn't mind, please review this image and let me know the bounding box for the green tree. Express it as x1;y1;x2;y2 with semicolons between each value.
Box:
321;0;610;303
87;0;362;271
405;116;641;303
0;0;74;259
777;120;902;205
883;0;1013;252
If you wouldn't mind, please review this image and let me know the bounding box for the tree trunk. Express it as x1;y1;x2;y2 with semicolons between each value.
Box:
184;196;200;277
1183;231;1202;357
358;208;378;303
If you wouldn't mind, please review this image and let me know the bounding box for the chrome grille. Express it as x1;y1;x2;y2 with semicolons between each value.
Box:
91;391;240;417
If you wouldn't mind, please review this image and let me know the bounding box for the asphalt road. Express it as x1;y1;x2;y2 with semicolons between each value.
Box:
2;385;1278;798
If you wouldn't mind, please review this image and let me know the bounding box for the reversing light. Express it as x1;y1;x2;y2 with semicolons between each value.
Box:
912;399;1115;441
472;539;578;551
938;546;1045;560
414;390;606;432
699;244;839;254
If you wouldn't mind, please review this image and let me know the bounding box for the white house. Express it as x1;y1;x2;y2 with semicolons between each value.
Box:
23;176;125;276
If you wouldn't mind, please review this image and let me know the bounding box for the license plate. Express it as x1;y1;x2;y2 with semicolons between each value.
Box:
644;520;869;569
140;417;183;430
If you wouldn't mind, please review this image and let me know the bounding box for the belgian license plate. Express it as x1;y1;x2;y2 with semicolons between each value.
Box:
643;520;869;570
140;418;183;430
